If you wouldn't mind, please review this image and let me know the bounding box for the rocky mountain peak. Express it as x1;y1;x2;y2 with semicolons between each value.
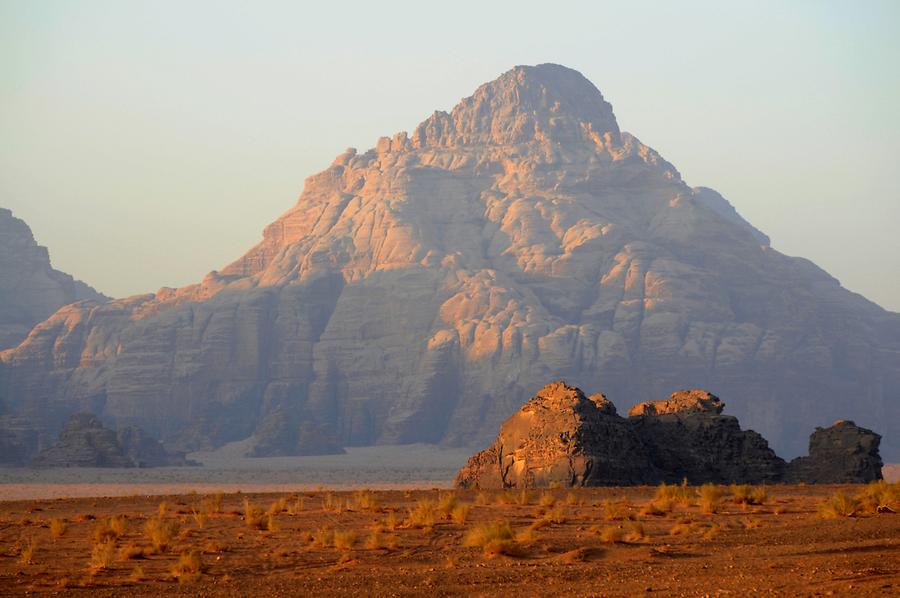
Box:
412;63;620;148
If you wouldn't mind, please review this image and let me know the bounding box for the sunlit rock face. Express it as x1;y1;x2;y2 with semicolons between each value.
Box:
0;208;107;350
2;64;899;459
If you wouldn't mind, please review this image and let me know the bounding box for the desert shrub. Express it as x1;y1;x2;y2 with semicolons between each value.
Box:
463;521;520;555
407;499;437;529
703;523;723;540
451;504;471;524
624;521;646;542
171;550;203;583
538;492;556;507
565;491;583;506
89;540;116;572
157;502;168;517
190;509;208;529
731;484;767;506
542;505;566;524
333;530;358;551
383;512;399;530
93;516;126;543
268;497;287;515
201;493;223;514
364;532;383;550
640;499;672;517
353;490;378;512
437;492;459;518
602;499;632;521
818;491;860;519
323;492;338;512
144;516;180;553
287;496;305;515
243;499;266;530
598;526;625;543
17;536;38;565
856;480;900;514
697;483;724;514
49;518;68;538
118;544;146;560
475;491;491;506
311;527;334;548
266;513;279;532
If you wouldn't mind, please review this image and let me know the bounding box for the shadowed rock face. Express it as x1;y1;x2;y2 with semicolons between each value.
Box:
30;413;193;468
0;208;107;350
786;421;883;483
1;64;899;459
456;382;880;488
456;382;785;488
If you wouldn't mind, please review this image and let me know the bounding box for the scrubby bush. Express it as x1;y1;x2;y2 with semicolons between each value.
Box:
463;521;520;556
407;499;437;529
144;516;180;553
818;491;860;519
171;550;203;583
697;483;724;514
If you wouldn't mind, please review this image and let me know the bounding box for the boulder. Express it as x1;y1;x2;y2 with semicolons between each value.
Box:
786;420;883;483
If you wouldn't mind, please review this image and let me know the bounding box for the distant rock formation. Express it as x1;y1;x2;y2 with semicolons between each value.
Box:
456;382;881;488
0;414;38;466
785;420;883;483
31;413;194;468
0;208;107;350
2;64;898;461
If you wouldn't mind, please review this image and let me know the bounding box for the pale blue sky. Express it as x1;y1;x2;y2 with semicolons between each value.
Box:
2;0;898;310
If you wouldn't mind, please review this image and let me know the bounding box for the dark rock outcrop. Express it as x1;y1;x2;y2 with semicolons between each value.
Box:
628;390;786;484
455;381;655;488
785;420;883;483
456;382;880;488
456;382;785;488
31;413;194;468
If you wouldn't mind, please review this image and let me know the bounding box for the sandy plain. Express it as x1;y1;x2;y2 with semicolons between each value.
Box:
1;480;899;597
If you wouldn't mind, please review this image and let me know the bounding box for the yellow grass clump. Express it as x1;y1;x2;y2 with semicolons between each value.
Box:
437;492;459;518
731;484;767;506
333;530;358;551
17;536;38;565
354;490;379;512
144;516;180;553
171;550;203;583
407;499;437;529
463;521;521;556
697;483;724;514
243;499;266;530
49;518;68;538
89;540;116;573
598;526;626;543
818;491;861;519
451;503;471;524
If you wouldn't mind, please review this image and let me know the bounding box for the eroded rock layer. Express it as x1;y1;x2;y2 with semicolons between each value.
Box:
2;64;899;459
786;421;883;484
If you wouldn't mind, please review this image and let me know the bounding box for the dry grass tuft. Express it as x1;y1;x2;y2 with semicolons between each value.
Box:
190;509;208;529
243;499;266;530
364;532;384;550
268;497;287;515
624;521;647;542
731;484;767;506
287;496;305;515
856;480;900;514
602;499;633;521
171;550;203;583
542;505;566;524
93;516;126;543
437;492;459;518
451;503;471;524
598;526;626;543
49;518;68;538
640;499;672;517
354;490;379;512
818;491;861;519
312;527;334;548
118;544;146;560
17;535;38;565
407;499;437;529
463;521;521;556
89;540;116;573
144;516;180;553
698;483;725;514
129;564;146;582
538;492;557;507
475;491;491;506
333;530;358;551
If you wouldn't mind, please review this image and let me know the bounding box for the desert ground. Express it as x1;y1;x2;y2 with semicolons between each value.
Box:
1;481;899;597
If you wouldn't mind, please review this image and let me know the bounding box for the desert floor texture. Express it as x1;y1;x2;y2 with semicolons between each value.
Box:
1;482;899;597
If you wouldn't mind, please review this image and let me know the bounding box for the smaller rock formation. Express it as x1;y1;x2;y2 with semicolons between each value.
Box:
456;382;884;488
31;413;195;468
786;420;883;483
628;390;786;484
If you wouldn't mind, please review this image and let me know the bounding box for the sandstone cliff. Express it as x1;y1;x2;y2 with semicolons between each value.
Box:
0;208;107;350
2;64;898;459
785;420;883;483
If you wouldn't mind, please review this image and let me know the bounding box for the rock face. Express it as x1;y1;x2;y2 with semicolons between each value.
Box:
0;208;107;350
456;382;786;488
786;421;883;483
1;64;899;460
455;381;655;488
31;413;192;468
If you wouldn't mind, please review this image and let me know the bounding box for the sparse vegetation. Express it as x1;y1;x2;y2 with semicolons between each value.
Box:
602;499;632;521
312;527;334;548
333;530;358;551
144;515;180;553
818;491;861;519
243;498;266;530
17;535;38;565
49;518;68;538
407;499;437;529
171;550;203;583
93;516;126;543
463;521;520;556
89;540;116;573
437;492;459;518
538;492;556;507
451;503;471;524
731;484;767;506
354;490;379;512
698;483;724;514
599;525;626;543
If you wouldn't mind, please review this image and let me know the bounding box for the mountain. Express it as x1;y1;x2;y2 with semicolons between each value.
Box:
1;64;898;461
0;208;107;350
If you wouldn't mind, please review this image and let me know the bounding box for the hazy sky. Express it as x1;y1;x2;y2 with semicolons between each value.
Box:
2;0;898;311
